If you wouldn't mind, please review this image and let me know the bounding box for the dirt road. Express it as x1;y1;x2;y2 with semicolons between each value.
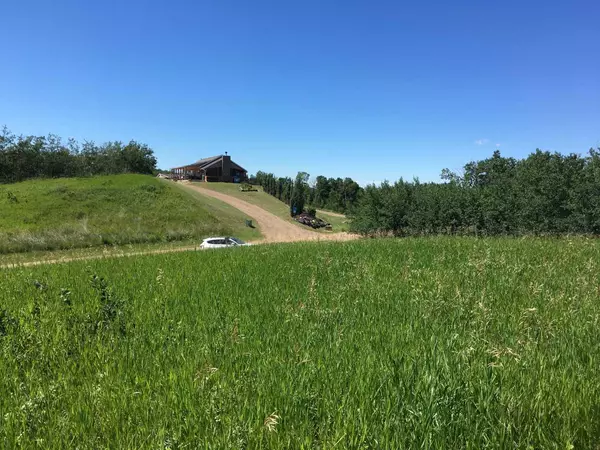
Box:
185;184;357;243
317;209;346;218
0;245;200;269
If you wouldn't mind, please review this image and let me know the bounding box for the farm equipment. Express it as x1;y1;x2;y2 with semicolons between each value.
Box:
294;212;331;229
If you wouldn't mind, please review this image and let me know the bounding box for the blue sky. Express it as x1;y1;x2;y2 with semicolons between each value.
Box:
1;0;598;185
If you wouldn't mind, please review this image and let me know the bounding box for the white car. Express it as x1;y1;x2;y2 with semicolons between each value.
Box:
200;237;251;249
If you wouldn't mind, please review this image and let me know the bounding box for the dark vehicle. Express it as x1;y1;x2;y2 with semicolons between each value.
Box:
294;212;331;229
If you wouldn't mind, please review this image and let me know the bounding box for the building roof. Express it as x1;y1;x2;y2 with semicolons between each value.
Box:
191;155;222;168
229;160;247;172
172;155;247;172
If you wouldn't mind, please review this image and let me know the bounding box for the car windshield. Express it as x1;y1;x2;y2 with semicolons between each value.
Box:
228;237;245;245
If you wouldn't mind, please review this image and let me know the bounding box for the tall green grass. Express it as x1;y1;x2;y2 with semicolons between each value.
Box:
1;238;599;448
0;175;260;254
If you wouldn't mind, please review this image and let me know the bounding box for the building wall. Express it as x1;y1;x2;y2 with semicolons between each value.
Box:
221;155;232;182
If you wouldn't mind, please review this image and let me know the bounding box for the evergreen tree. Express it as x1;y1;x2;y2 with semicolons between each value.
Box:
290;172;309;216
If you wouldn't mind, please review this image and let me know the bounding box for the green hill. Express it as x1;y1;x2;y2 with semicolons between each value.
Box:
0;175;260;254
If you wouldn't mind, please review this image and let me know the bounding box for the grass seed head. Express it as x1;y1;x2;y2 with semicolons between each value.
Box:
264;412;280;432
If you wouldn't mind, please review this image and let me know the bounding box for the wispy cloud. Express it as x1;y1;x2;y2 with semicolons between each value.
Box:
474;139;489;145
496;143;501;147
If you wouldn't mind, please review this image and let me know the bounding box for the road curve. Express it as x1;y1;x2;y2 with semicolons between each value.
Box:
184;183;358;244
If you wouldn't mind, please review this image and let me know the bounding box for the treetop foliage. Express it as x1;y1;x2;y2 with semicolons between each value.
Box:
351;148;600;236
0;126;157;183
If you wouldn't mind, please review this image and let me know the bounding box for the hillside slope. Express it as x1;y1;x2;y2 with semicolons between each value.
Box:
0;175;260;254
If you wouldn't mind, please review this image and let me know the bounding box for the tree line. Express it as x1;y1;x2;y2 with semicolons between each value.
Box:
0;127;157;183
351;148;600;236
255;147;600;236
254;171;362;215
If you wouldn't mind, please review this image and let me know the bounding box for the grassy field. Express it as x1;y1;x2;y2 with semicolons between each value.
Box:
0;175;260;254
1;238;599;448
195;182;348;232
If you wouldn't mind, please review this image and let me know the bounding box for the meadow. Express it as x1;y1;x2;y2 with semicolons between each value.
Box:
0;175;260;254
1;238;599;448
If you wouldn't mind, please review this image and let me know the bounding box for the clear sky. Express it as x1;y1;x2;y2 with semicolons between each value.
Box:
1;0;598;185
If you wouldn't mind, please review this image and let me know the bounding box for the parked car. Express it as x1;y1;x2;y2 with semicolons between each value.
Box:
200;237;251;249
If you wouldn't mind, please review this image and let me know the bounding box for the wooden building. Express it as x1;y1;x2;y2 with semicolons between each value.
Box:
171;153;247;182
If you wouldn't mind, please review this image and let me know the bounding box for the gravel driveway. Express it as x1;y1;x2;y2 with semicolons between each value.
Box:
185;184;357;243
